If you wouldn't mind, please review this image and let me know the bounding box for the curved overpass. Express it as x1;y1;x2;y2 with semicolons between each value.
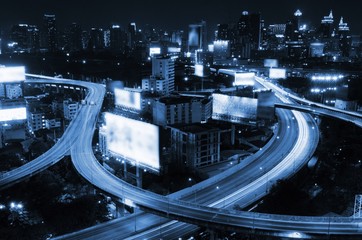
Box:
5;74;359;238
0;75;105;189
65;80;353;238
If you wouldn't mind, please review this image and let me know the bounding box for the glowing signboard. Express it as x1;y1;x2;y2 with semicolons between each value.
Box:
0;107;27;122
114;88;142;110
269;68;286;79
234;72;255;86
0;66;25;83
264;59;279;68
195;64;204;77
212;93;257;121
149;47;161;56
105;113;160;172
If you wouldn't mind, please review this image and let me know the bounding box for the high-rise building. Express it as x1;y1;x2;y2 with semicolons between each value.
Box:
90;28;104;50
42;14;57;52
67;23;82;52
285;10;302;41
142;55;175;95
110;25;126;52
338;17;351;57
217;24;231;41
319;10;334;38
233;11;261;58
188;21;207;52
10;24;28;51
127;22;137;49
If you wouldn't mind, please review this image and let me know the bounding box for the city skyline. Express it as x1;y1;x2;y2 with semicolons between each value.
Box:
1;0;361;34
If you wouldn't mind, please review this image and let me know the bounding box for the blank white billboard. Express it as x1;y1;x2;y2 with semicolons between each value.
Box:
114;88;142;110
105;113;160;172
234;72;255;86
269;68;286;79
212;93;257;121
264;59;279;68
0;107;27;122
0;66;25;83
149;47;161;56
195;64;204;77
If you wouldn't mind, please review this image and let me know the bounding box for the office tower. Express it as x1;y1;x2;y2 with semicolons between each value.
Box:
217;24;231;41
338;17;351;57
42;14;57;52
68;23;82;52
319;10;334;38
110;25;126;52
233;11;261;58
90;28;104;50
10;24;28;51
285;10;302;41
127;22;137;49
188;21;207;52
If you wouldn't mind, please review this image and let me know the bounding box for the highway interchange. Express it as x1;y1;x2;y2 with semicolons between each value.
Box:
1;74;362;239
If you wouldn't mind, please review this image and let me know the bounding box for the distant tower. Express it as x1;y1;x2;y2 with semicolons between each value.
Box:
188;21;207;52
42;14;57;52
285;9;302;41
233;11;261;58
68;23;82;52
319;10;334;38
338;16;351;57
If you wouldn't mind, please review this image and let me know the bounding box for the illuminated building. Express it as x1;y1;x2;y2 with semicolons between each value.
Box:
217;24;231;41
153;95;212;126
110;25;126;51
285;10;302;41
27;110;45;133
142;55;175;95
338;17;352;57
309;42;325;57
10;24;29;52
213;40;231;63
63;99;79;120
41;14;57;52
127;22;137;49
188;21;207;52
233;11;261;58
319;10;334;38
170;124;221;168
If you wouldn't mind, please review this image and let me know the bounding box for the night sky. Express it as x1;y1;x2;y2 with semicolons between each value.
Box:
1;0;361;34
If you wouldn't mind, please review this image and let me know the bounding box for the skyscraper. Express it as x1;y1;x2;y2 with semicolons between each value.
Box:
338;17;352;57
319;10;334;38
42;14;57;52
67;23;82;52
285;10;302;41
188;21;207;52
233;11;261;58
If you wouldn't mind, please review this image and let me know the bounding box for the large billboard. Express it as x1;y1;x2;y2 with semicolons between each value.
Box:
194;64;204;77
0;66;25;83
105;113;160;172
212;94;257;122
114;88;142;111
264;59;279;68
234;72;255;86
0;107;27;122
269;68;286;79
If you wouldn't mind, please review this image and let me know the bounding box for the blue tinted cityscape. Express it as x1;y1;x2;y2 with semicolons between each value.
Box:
1;2;362;240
